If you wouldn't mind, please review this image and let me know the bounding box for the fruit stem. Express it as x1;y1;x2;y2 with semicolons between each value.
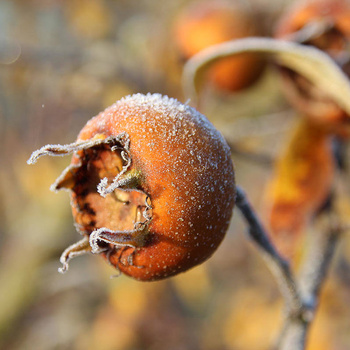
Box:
235;186;302;315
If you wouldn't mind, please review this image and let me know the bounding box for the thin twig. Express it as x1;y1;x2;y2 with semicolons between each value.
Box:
235;186;341;350
277;221;340;350
235;186;302;315
299;223;340;306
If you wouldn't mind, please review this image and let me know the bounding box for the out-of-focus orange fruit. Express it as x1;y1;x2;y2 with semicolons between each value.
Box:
174;0;265;92
275;0;350;137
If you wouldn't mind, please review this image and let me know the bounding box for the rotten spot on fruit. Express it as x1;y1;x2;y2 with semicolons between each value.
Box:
28;93;235;281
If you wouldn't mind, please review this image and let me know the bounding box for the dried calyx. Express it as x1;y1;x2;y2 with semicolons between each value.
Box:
28;133;152;273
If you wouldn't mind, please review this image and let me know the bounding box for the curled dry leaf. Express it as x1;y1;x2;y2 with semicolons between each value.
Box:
182;37;350;115
264;119;335;258
174;0;265;92
275;0;350;136
28;93;235;281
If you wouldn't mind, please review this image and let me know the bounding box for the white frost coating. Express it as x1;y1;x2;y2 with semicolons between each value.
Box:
105;94;232;195
99;93;235;249
106;93;228;150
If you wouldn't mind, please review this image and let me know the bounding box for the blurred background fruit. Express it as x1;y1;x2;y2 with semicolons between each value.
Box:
275;0;350;137
174;0;266;92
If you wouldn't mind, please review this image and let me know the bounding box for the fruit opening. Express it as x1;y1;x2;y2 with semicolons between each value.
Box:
28;134;152;272
68;143;150;236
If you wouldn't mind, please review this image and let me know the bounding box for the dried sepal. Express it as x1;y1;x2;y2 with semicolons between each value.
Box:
27;134;128;165
89;224;150;254
28;132;151;273
58;236;91;273
97;169;142;197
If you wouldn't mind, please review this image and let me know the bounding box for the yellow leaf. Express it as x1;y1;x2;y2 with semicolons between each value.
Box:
264;119;335;258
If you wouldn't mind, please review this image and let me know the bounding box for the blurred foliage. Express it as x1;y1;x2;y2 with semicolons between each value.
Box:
264;118;335;259
1;1;350;350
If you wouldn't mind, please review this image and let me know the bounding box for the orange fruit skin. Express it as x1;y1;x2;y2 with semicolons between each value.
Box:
275;0;350;137
174;0;265;92
71;94;235;281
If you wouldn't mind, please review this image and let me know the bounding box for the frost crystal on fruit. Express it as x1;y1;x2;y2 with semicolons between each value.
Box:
28;93;235;281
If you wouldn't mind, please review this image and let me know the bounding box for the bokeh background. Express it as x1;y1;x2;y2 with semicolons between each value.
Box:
1;0;350;349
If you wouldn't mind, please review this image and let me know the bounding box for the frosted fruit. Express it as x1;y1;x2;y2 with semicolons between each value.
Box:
28;93;236;281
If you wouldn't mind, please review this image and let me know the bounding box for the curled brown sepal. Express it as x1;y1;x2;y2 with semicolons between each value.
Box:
27;132;150;273
58;236;92;274
89;223;150;254
97;169;142;197
27;134;128;165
